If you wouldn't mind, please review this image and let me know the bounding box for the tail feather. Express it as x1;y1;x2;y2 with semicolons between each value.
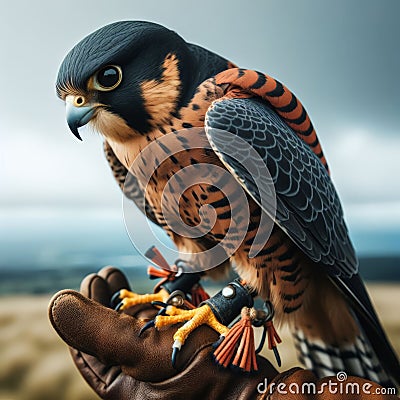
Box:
294;329;395;388
332;274;400;387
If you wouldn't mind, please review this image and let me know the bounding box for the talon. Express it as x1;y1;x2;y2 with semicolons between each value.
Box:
151;301;168;308
139;306;169;336
171;339;182;368
138;319;155;336
115;300;125;311
110;290;122;308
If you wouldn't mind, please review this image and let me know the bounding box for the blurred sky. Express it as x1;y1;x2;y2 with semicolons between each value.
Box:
1;0;400;266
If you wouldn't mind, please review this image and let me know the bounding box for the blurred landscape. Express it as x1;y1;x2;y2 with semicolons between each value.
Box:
0;285;398;400
0;209;399;399
2;208;400;295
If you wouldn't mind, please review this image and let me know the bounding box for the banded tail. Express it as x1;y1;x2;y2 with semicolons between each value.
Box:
294;273;400;389
294;330;395;388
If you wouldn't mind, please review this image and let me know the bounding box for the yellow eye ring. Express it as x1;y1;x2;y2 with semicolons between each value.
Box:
73;95;86;107
93;65;122;91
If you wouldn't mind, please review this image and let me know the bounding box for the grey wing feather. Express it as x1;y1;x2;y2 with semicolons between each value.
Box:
205;97;358;277
204;98;400;383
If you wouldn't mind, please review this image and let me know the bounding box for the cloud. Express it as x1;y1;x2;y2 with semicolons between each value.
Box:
2;125;400;235
1;1;399;230
1;127;122;208
324;128;400;205
345;202;400;230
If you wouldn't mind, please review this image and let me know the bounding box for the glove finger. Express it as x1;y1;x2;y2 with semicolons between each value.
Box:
80;273;110;306
61;278;135;397
48;289;222;381
97;266;158;318
49;289;160;366
97;266;131;296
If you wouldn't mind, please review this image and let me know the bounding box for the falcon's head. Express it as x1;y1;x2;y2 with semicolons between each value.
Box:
56;21;197;141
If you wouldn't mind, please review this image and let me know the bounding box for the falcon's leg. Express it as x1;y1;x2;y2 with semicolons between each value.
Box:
143;279;256;369
156;304;229;366
111;247;209;311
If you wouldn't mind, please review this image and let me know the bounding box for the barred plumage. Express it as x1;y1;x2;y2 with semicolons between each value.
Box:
57;21;399;387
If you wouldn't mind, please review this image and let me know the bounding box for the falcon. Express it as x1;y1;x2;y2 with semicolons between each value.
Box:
56;21;399;386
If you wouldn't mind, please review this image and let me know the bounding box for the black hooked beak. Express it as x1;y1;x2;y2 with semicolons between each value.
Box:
65;98;95;141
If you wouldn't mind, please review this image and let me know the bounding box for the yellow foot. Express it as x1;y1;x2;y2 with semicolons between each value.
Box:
113;288;170;311
155;304;229;363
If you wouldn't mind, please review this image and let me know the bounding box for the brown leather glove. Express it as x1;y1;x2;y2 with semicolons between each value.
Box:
48;268;398;400
48;267;277;399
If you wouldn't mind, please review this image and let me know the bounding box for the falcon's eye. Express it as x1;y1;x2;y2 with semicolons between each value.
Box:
94;65;122;91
